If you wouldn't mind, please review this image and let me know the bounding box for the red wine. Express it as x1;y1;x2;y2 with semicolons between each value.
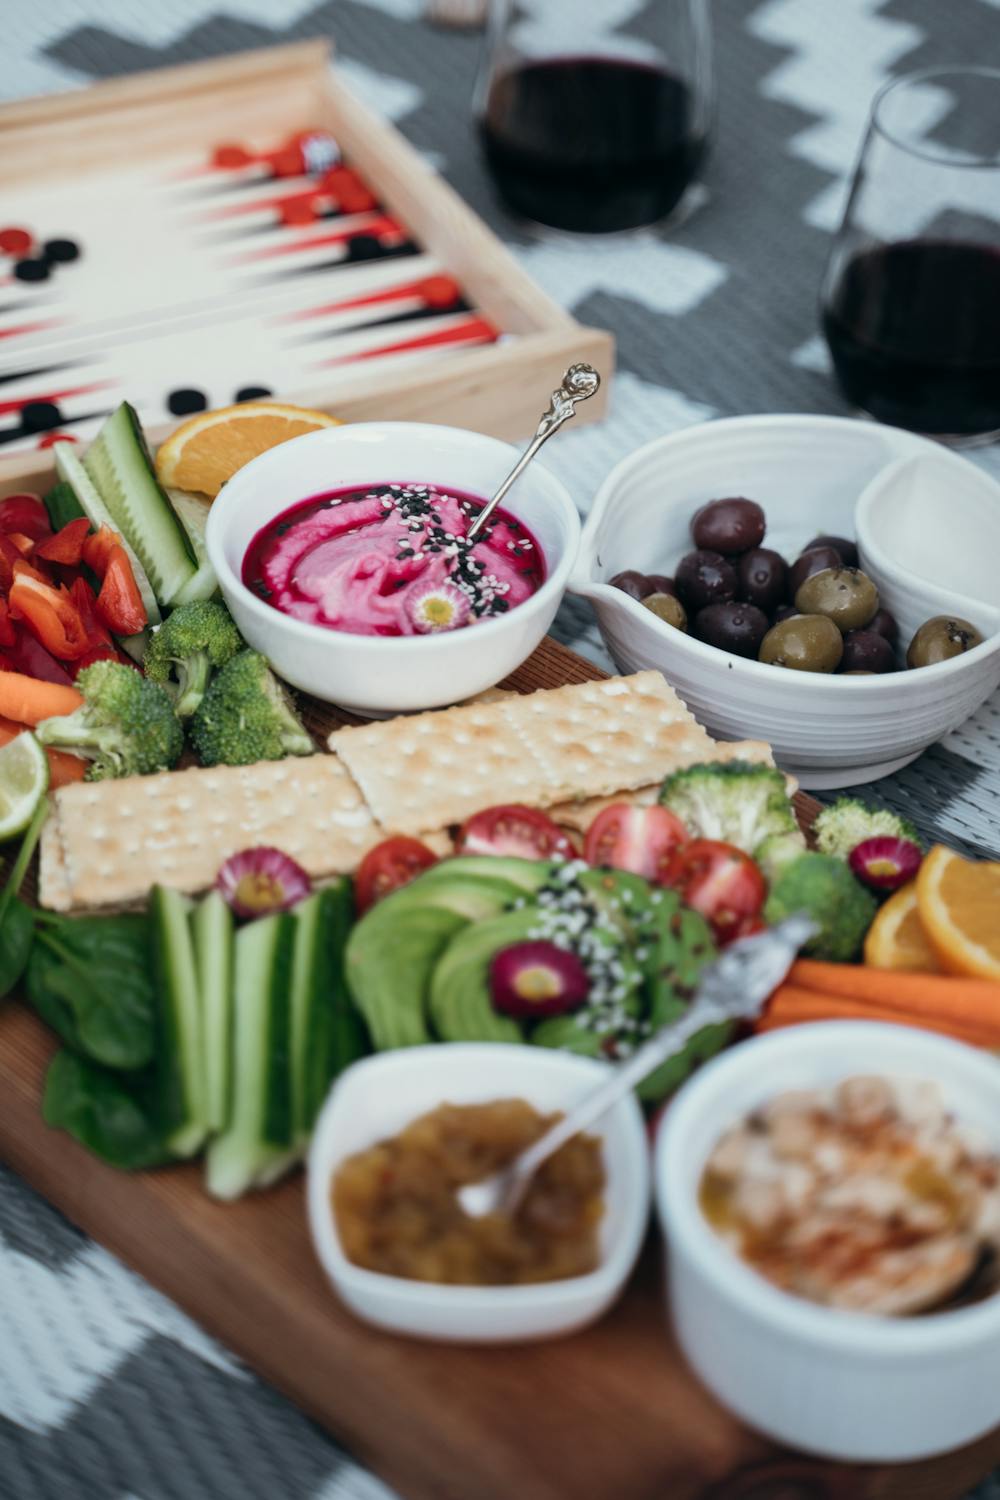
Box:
822;240;1000;437
479;57;704;233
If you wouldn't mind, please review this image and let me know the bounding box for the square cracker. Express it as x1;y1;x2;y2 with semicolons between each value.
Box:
327;671;714;836
42;754;383;911
38;813;73;912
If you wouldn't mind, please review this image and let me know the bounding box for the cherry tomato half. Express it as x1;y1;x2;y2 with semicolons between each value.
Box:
355;836;439;914
664;838;766;946
456;804;575;861
583;802;688;884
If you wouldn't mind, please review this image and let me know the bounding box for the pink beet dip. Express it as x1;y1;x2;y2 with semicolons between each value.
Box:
242;482;546;638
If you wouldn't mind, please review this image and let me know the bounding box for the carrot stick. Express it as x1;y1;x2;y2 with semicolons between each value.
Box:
0;671;82;726
0;711;87;786
44;746;86;787
761;985;1000;1049
788;960;1000;1033
757;1008;996;1048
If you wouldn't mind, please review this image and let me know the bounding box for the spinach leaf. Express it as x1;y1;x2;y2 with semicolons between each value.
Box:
0;897;35;998
0;796;49;999
27;913;156;1070
42;1050;175;1171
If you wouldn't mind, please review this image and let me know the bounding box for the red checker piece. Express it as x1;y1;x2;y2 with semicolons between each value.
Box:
420;275;461;309
279;197;321;227
0;227;34;256
212;143;252;170
269;146;306;178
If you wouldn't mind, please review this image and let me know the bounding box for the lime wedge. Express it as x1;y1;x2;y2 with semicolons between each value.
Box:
0;731;50;841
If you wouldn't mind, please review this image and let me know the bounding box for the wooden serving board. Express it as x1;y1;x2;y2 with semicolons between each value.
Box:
3;637;1000;1500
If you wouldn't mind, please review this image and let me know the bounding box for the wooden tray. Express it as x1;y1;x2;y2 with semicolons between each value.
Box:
2;636;999;1500
0;40;613;489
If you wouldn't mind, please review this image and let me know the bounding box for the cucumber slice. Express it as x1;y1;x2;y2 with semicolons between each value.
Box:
54;442;161;628
43;479;85;529
82;403;197;607
166;488;218;604
205;912;295;1201
150;885;207;1158
290;880;366;1145
191;890;233;1134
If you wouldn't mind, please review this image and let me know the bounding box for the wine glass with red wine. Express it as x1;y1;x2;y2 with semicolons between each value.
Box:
821;66;1000;445
475;0;713;234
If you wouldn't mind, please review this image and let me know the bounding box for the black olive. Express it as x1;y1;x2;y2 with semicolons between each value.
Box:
675;550;738;612
645;573;678;598
840;629;896;674
869;608;899;647
691;497;766;555
804;533;859;568
609;570;650;601
693;602;770;659
737;548;788;615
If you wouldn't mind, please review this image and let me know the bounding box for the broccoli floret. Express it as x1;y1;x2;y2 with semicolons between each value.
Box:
764;852;877;962
660;759;805;862
813;797;921;862
36;660;183;781
144;601;243;718
755;828;809;883
189;649;314;767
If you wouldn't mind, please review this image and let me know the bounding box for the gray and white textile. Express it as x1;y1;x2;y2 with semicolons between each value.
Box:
2;3;1000;1497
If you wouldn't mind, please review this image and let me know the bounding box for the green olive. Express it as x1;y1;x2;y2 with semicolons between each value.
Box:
758;614;844;672
794;567;879;632
906;615;985;669
641;592;688;631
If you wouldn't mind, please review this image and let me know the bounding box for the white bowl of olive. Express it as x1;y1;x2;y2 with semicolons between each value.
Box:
570;415;1000;790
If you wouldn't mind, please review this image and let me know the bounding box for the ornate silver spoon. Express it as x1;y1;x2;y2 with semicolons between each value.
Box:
464;363;601;545
456;914;816;1220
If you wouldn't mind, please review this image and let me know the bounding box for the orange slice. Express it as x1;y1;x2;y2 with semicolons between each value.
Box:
155;402;341;498
863;881;940;972
916;845;1000;980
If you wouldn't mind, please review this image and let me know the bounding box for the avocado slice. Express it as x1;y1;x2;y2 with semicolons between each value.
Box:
415;855;557;894
346;905;466;1051
382;874;527;922
638;893;726;1101
345;868;530;1051
576;867;659;940
428;909;542;1043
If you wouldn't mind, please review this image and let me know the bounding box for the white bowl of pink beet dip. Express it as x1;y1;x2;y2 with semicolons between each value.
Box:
205;421;580;714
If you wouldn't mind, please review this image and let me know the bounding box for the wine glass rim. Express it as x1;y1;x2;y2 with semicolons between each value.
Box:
871;64;1000;169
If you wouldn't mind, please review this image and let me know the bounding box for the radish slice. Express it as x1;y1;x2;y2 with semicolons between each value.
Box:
217;846;311;918
848;836;922;892
490;940;590;1019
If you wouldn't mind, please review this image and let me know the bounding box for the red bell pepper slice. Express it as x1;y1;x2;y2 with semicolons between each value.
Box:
36;517;91;568
0;493;51;540
96;545;147;636
82;524;123;577
12;557;51;586
8;572;92;660
0;599;15;648
71;642;135;674
69;576;112;647
6;532;37;557
4;624;75;685
0;535;21;593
